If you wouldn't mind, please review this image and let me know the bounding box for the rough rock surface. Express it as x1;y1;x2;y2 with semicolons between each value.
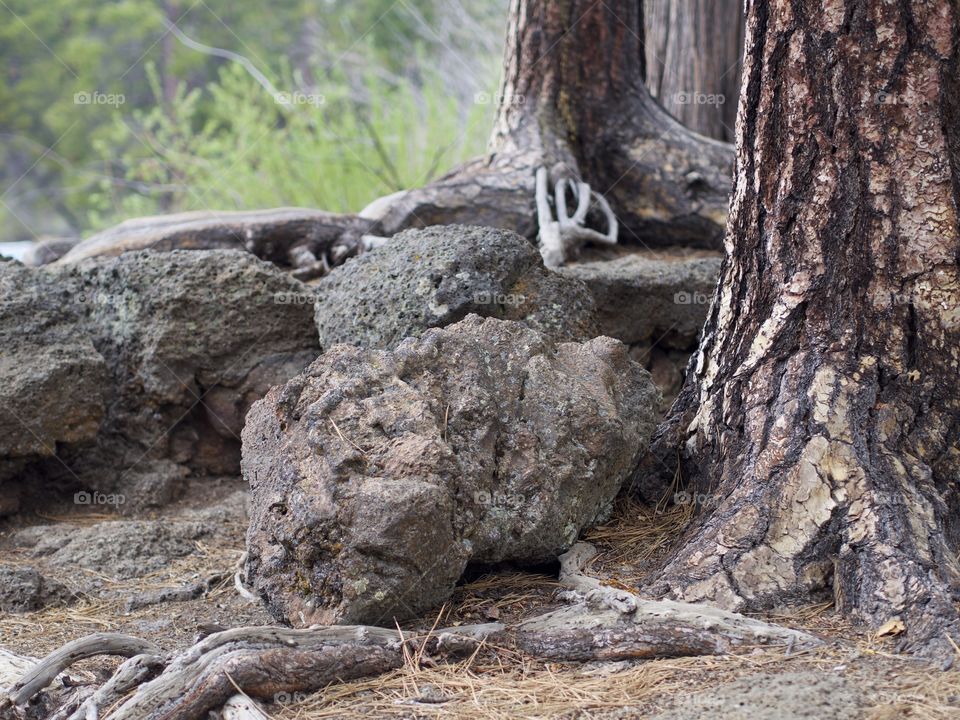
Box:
313;225;598;349
12;519;213;579
0;565;74;613
1;251;320;514
49;250;320;506
558;253;720;349
647;671;863;720
0;260;107;514
244;315;658;626
559;252;721;410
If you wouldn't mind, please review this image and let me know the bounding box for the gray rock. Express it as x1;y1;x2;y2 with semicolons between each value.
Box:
243;315;658;626
48;250;320;506
559;253;721;349
12;518;212;579
0;260;107;514
313;225;598;350
0;565;74;613
647;671;863;720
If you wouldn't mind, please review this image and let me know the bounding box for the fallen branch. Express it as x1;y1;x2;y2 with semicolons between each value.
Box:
55;208;378;275
3;543;820;719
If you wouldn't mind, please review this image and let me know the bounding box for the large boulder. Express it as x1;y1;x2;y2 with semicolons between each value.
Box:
0;260;106;514
243;315;658;626
49;250;321;506
313;225;598;349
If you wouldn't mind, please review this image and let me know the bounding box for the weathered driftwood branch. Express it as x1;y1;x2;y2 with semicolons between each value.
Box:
65;655;165;720
102;625;501;720
535;167;618;268
0;649;37;693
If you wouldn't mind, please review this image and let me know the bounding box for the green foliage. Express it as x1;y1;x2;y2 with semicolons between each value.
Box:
84;62;493;225
0;0;505;242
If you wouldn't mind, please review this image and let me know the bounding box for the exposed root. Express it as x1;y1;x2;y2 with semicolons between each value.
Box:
534;167;618;267
2;549;819;719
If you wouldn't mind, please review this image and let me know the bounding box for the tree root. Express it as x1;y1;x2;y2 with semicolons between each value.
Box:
2;544;819;719
535;167;617;267
54;208;377;278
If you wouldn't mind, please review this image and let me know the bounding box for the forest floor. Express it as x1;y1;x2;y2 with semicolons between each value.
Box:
1;481;958;719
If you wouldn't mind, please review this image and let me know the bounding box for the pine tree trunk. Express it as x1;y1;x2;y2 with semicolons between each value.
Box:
377;0;735;249
645;0;960;655
644;0;745;142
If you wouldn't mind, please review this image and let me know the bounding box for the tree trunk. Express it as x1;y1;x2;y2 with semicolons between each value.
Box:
644;0;960;655
644;0;745;142
376;0;734;250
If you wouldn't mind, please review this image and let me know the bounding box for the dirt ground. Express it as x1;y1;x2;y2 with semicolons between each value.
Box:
2;481;958;719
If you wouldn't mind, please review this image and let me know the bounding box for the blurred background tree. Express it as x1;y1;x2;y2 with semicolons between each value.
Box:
0;0;506;243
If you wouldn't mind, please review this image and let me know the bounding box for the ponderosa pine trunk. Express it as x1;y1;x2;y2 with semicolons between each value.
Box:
644;0;960;655
376;0;734;249
644;0;745;142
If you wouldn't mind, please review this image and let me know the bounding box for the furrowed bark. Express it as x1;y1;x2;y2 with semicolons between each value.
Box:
644;0;745;142
644;0;960;657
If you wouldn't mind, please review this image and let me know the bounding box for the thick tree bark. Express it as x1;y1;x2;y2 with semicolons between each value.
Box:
644;0;960;655
644;0;745;142
377;0;734;250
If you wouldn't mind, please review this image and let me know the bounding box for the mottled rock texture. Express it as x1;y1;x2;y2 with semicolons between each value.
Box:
314;225;598;350
244;315;658;626
1;251;319;514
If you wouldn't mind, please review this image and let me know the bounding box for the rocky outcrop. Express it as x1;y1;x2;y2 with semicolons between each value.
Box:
313;225;598;349
47;249;321;507
559;252;720;348
243;315;658;626
0;261;107;514
1;251;320;514
0;566;74;613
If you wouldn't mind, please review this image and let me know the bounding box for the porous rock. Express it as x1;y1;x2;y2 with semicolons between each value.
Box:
0;260;107;514
559;253;721;349
313;225;598;349
244;315;658;626
49;249;320;506
0;565;74;613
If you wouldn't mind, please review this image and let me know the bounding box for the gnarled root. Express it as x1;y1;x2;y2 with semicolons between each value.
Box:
4;545;819;720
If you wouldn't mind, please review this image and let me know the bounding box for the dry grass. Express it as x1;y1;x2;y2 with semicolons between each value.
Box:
270;650;734;719
5;499;960;719
266;636;960;720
